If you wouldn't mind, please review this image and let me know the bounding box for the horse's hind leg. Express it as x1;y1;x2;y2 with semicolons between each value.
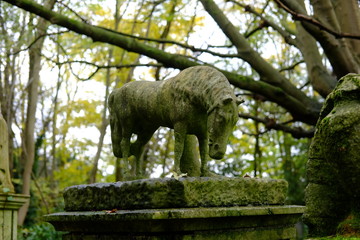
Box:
110;112;122;158
174;123;187;175
120;128;132;178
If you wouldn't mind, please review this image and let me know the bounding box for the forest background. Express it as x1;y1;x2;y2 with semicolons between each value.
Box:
1;0;359;238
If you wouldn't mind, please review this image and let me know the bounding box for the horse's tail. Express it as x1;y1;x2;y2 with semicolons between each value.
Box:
109;91;123;158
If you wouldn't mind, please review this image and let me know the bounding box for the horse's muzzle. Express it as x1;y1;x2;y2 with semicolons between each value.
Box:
209;144;225;159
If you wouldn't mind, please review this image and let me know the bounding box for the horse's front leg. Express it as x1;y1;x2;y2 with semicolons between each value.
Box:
174;123;187;175
109;113;122;158
198;136;210;176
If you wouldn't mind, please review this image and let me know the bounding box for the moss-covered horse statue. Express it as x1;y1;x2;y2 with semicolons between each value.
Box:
108;66;242;177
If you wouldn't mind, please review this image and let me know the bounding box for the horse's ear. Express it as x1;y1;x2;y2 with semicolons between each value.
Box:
236;97;244;105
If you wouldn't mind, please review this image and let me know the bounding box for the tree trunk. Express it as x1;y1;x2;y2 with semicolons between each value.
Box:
332;0;360;59
295;19;337;96
281;133;292;184
18;44;42;225
18;0;56;225
88;54;111;184
281;0;360;77
50;55;62;182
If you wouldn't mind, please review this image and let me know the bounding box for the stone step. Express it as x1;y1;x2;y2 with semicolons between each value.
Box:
44;205;305;240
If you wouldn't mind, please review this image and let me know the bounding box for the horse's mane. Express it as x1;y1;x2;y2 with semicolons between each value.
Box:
168;66;234;111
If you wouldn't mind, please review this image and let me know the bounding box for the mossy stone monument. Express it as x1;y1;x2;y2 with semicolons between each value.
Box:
304;74;360;236
0;104;29;240
108;66;242;178
45;66;304;239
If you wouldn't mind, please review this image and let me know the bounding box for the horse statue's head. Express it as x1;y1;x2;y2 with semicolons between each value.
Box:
207;95;243;159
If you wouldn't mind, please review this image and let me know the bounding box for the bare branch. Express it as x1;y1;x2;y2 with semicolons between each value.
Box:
44;57;163;81
279;60;305;72
11;30;70;55
273;0;360;40
238;113;314;138
100;28;241;58
57;0;90;24
229;0;298;46
244;20;269;38
55;60;163;69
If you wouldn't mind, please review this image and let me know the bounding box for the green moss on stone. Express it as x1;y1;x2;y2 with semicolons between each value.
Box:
304;74;360;237
63;177;288;211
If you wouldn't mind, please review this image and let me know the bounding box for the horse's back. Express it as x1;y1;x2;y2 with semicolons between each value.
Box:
110;81;161;107
110;80;171;128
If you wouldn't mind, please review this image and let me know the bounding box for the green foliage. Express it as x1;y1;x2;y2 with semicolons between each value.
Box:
54;159;92;190
19;222;63;240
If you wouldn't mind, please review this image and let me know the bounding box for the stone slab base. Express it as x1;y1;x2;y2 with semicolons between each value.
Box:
63;177;288;211
0;193;29;240
45;205;305;240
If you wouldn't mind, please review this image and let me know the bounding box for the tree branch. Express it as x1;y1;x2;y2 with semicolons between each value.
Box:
273;0;360;40
276;0;360;76
44;56;163;81
238;113;314;138
57;0;90;24
199;0;319;112
11;30;70;55
4;0;321;125
229;0;298;46
99;28;242;58
55;60;163;69
279;60;304;72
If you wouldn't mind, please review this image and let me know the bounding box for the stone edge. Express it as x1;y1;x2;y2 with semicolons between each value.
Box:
0;193;30;210
45;205;305;221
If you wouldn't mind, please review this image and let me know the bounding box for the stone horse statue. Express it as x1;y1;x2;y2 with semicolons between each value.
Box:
108;66;242;177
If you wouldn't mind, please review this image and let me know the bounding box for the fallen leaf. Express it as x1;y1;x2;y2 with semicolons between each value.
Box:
105;209;118;213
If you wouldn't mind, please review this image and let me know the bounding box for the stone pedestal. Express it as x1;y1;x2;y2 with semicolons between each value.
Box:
46;205;304;240
45;177;305;239
0;193;29;240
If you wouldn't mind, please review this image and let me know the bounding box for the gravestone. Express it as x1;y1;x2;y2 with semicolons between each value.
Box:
0;104;29;240
303;74;360;236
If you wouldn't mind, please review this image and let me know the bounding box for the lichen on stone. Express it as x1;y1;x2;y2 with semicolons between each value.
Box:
304;74;360;237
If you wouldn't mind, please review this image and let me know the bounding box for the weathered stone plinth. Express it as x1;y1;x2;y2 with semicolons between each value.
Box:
63;177;288;211
45;177;304;239
46;205;305;240
0;193;29;240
